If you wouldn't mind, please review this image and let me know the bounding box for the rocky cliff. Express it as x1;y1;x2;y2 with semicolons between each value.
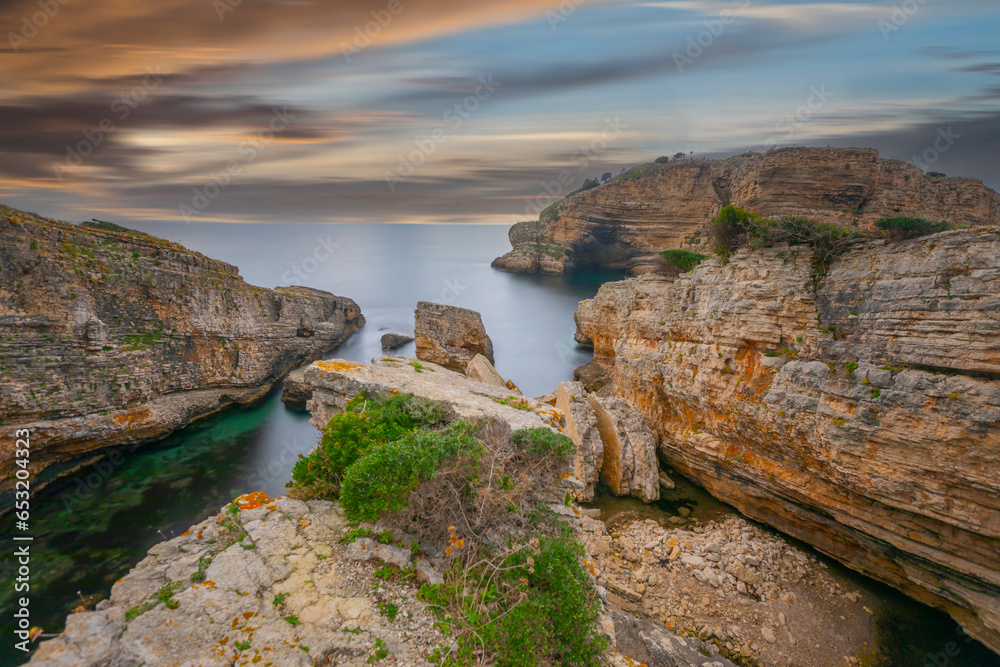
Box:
0;206;363;491
574;227;1000;653
494;147;1000;275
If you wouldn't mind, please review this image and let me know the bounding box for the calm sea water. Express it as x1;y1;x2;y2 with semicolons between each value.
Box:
2;223;997;666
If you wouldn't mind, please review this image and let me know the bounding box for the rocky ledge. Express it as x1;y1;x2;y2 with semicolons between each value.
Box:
31;354;743;667
493;147;1000;274
0;206;363;492
298;357;660;505
574;226;1000;653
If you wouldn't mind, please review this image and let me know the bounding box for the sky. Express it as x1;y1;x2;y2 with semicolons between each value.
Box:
1;0;999;225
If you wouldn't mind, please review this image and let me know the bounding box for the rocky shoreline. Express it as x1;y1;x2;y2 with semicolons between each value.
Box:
0;207;364;493
493;147;1000;275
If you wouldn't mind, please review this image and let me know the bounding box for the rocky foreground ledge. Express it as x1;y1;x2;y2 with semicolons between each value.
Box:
29;353;747;667
0;206;364;491
29;494;743;667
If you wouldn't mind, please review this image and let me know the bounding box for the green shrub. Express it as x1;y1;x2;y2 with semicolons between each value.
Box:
874;216;949;240
339;425;485;524
710;206;866;285
657;249;707;276
510;428;575;458
420;530;607;666
289;392;451;499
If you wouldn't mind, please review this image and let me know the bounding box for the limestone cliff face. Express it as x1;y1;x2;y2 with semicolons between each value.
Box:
0;206;363;489
574;227;1000;653
495;147;1000;275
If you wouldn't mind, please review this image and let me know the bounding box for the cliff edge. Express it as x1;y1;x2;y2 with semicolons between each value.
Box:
0;206;364;491
574;226;1000;653
494;147;1000;275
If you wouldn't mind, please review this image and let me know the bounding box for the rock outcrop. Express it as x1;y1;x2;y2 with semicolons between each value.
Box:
574;227;1000;652
413;301;494;373
380;332;413;351
301;356;561;433
489;220;568;275
493;147;1000;275
0;207;364;491
556;381;659;503
28;496;447;667
588;395;660;503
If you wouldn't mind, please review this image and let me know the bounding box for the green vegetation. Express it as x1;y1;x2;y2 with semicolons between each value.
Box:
539;200;563;224
420;527;607;666
235;640;251;651
656;249;707;277
340;425;485;524
290;391;600;666
510;428;574;458
368;637;389;663
711;205;865;287
125;581;182;621
409;359;433;373
491;395;533;411
289;392;451;499
378;600;400;622
873;216;949;240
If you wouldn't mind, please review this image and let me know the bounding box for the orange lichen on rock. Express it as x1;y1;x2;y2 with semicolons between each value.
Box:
315;359;362;373
233;491;271;510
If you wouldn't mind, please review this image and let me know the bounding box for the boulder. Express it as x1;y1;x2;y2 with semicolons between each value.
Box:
611;610;739;667
381;333;414;351
574;359;611;393
414;301;494;373
588;395;659;503
466;354;506;388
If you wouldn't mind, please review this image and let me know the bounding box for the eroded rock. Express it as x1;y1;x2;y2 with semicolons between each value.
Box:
414;301;494;372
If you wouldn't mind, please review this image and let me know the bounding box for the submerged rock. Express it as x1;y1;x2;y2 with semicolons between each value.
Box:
414;301;494;373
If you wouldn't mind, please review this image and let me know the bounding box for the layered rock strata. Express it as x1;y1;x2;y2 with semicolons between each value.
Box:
574;227;1000;652
0;207;363;491
413;301;494;372
494;147;1000;275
